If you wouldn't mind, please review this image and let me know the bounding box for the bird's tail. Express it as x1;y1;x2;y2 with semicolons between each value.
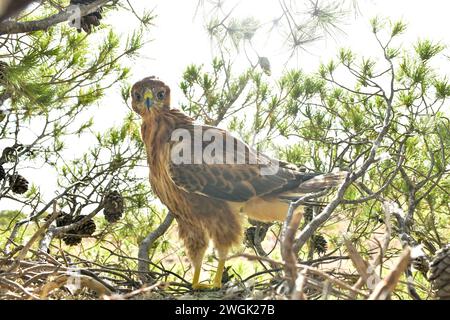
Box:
280;171;348;199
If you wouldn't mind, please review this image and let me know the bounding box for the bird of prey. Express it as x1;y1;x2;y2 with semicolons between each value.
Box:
131;76;346;289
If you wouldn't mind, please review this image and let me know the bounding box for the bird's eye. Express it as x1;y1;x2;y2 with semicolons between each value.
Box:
134;92;142;101
157;91;165;100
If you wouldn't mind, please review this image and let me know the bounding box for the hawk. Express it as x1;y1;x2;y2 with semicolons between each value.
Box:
131;76;346;289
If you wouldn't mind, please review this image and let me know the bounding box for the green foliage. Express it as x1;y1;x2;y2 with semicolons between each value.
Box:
1;2;449;299
180;18;450;299
415;39;445;62
0;0;155;271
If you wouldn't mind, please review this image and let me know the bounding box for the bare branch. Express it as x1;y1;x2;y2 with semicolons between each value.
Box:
368;247;411;300
137;212;174;283
0;0;112;35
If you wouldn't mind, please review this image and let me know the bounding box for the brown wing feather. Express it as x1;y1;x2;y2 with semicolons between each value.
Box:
168;124;319;202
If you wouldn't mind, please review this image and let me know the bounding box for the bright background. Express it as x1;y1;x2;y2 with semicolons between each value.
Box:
5;0;450;204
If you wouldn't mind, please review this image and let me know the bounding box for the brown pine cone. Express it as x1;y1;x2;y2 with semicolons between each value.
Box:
304;206;314;222
70;0;103;33
57;214;96;246
429;244;450;300
63;235;82;246
311;234;328;255
0;61;8;82
8;174;29;194
103;190;124;223
55;213;72;227
73;215;96;236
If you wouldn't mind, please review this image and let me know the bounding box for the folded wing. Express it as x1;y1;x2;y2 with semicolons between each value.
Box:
167;124;339;202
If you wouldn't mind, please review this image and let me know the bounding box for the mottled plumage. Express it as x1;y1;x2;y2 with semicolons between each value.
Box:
131;76;346;289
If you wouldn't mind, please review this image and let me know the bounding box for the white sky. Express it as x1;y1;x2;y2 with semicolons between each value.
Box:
78;0;450;136
122;0;450;95
2;0;450;209
104;0;450;130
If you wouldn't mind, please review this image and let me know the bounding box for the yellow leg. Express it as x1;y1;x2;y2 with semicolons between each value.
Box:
192;265;201;287
192;264;210;290
192;259;226;290
212;258;226;289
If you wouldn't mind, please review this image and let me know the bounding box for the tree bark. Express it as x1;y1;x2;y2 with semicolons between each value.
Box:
137;212;174;283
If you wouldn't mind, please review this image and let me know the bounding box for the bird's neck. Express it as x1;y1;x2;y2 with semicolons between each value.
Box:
141;108;193;165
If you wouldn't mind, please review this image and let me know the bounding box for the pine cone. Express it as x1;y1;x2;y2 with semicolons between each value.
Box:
70;0;103;33
412;256;430;275
429;244;450;300
73;215;96;236
63;235;82;246
57;213;96;246
59;214;81;246
55;213;72;227
0;165;5;181
311;234;328;255
0;61;8;82
8;174;29;194
103;190;124;223
304;206;314;222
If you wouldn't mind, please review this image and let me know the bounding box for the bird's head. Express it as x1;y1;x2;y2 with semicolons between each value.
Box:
131;76;170;116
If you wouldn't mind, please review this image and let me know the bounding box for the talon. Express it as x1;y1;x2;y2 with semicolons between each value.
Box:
192;283;211;290
192;283;220;291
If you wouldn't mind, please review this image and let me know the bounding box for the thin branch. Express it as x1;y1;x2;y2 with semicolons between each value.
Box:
368;247;411;300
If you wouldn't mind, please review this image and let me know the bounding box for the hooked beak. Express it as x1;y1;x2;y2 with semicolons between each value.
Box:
144;90;153;110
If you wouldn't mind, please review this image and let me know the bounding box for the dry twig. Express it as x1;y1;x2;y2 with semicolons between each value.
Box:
368;247;411;300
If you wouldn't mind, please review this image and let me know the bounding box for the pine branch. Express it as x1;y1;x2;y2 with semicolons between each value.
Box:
0;0;112;35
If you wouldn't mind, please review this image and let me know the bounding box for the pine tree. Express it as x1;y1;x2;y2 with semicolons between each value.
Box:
0;0;155;254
